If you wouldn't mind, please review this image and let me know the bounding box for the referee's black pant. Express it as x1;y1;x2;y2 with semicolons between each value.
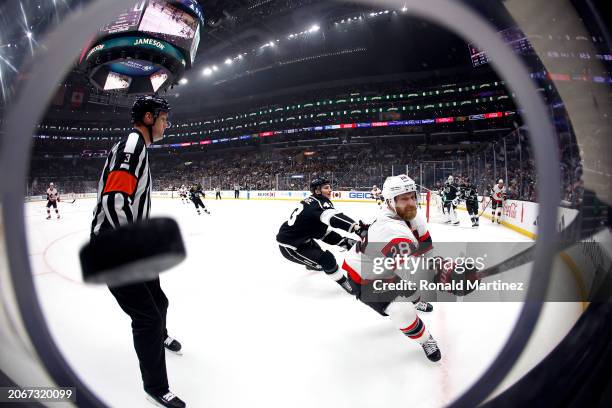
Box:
215;192;222;200
108;278;169;394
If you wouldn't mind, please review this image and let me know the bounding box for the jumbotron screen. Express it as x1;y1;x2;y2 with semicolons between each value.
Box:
99;2;145;35
138;0;200;63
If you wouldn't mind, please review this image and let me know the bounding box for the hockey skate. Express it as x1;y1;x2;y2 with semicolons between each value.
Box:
496;219;501;224
421;335;441;362
146;390;186;408
452;221;460;226
337;277;354;295
164;335;182;355
46;215;51;220
414;301;433;312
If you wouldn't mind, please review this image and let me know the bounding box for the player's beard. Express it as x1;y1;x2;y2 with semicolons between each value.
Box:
396;204;417;221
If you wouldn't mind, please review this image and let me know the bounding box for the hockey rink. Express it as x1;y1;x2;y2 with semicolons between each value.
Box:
25;197;584;408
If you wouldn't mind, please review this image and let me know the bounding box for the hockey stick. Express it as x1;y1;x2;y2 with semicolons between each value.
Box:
473;190;609;281
478;197;491;218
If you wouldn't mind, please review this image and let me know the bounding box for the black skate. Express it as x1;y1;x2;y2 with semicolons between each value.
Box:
421;335;441;362
46;215;51;220
496;219;501;224
146;390;186;408
164;336;182;355
337;277;354;295
414;301;433;312
452;221;460;225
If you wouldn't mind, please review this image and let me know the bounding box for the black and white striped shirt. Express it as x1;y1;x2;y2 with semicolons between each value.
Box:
90;129;152;236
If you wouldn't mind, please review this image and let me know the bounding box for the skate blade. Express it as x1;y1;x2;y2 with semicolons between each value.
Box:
165;349;183;356
146;394;167;408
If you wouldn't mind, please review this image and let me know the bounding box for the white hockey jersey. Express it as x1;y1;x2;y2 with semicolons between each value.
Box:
492;184;506;202
46;187;59;202
342;207;432;283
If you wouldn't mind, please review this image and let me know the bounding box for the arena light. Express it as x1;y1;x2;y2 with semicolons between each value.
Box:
308;24;320;33
224;58;232;65
179;78;188;85
202;67;212;76
212;65;218;71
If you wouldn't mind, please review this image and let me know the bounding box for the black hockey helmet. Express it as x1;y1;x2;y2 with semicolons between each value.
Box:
310;176;331;194
131;95;171;126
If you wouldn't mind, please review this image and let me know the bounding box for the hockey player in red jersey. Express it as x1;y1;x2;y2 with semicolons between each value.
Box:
342;174;442;361
490;179;506;224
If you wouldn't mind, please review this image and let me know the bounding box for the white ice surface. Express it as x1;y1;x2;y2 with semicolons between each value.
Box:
25;198;582;408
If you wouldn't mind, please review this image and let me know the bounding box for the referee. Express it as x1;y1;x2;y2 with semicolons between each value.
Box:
90;96;186;408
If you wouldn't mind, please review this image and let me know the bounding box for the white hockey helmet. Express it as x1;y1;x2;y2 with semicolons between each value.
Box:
382;174;417;210
498;179;504;184
447;175;454;184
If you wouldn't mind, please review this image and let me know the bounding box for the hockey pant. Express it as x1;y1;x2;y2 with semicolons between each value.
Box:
191;197;205;210
492;200;503;220
345;273;430;344
278;239;344;281
466;200;479;224
108;278;169;395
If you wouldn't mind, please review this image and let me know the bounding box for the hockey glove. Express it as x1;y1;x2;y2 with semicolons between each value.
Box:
353;220;370;239
337;237;357;251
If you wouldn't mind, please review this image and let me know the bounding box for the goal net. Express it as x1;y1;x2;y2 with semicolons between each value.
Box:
420;190;445;223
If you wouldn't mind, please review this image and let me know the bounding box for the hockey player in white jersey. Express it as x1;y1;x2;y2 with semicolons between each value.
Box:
179;185;188;204
342;175;441;361
46;182;60;219
442;175;459;225
490;179;506;223
371;185;383;207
